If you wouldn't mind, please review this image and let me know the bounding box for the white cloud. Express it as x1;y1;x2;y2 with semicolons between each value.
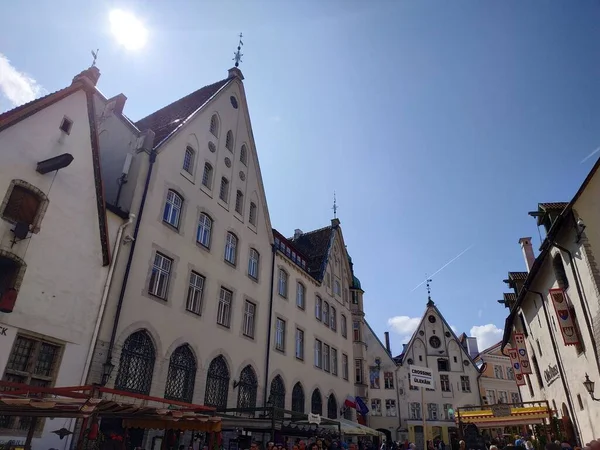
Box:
387;316;420;343
470;324;504;350
0;53;45;110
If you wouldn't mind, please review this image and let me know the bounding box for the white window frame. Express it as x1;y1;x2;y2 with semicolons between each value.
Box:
248;248;259;279
243;300;255;338
275;318;286;351
295;328;304;360
498;390;508;404
235;190;244;214
149;252;172;299
486;389;496;405
342;353;349;380
323;344;330;372
386;399;397;417
384;371;394;389
341;314;347;338
186;271;205;314
330;306;336;331
371;399;382;416
331;348;338;376
201;162;213;188
296;282;305;309
278;269;288;297
163;190;182;228
461;375;471;392
494;365;504;379
315;339;322;368
183;146;195;174
224;232;237;265
249;202;257;226
427;403;438;420
440;374;450;392
219;177;229;202
410;402;421;420
217;287;232;327
315;296;322;320
196;213;212;248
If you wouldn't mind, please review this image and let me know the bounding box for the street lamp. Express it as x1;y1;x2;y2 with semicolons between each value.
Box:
583;373;600;401
101;360;115;386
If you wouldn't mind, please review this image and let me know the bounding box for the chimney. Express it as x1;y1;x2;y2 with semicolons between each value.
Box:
519;237;535;272
294;229;303;240
72;66;101;87
384;332;391;355
108;94;127;115
331;218;340;228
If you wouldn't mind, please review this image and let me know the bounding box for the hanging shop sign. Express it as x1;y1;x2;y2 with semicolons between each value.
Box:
514;333;532;374
491;404;511;417
544;364;560;386
549;288;581;346
508;348;526;386
308;413;321;425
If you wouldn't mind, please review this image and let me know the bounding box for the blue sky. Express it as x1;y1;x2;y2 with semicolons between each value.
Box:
1;1;599;354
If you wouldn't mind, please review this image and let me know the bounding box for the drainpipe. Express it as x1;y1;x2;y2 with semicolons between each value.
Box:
104;149;157;377
551;242;600;374
526;289;582;446
263;243;277;408
81;213;135;384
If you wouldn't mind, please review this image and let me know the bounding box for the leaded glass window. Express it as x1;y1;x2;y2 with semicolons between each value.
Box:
115;330;155;395
204;355;230;408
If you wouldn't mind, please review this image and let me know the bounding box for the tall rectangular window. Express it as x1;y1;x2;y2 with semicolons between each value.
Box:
440;374;450;392
342;354;349;380
427;403;438;420
355;359;363;384
219;177;229;202
242;301;255;338
330;306;337;331
217;287;232;327
410;402;421;420
186;271;204;314
460;376;471;392
331;348;338;376
235;190;244;214
486;390;496;405
275;318;286;351
248;249;259;280
295;328;304;360
386;399;397;417
224;232;237;265
278;269;288;297
249;202;257;226
315;296;322;320
494;365;504;379
314;340;322;368
353;321;361;342
384;372;394;389
323;344;330;372
498;391;508;404
149;252;172;299
371;399;382;416
511;392;520;404
296;283;305;309
341;315;347;338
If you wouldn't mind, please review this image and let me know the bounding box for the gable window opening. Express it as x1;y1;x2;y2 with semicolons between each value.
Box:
224;232;237;265
163;190;183;229
240;144;248;166
196;213;212;248
149;253;172;300
186;271;205;315
219;177;229;203
183;146;195;174
209;114;219;137
201;163;213;188
275;318;286;352
60;117;73;134
438;358;449;372
217;287;232;327
248;248;259;280
249;202;257;226
235;190;244;215
243;300;256;338
225;130;234;151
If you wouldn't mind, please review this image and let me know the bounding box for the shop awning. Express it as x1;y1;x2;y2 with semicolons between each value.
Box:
456;402;551;428
331;418;383;437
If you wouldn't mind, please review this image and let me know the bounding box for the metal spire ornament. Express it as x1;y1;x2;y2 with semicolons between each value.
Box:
332;191;338;219
233;33;244;68
426;275;434;306
91;49;99;67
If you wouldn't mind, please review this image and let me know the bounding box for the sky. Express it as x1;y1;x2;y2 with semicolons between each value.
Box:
1;0;599;354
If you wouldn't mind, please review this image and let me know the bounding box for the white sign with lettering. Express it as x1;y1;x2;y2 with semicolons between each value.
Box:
308;413;321;425
409;365;435;389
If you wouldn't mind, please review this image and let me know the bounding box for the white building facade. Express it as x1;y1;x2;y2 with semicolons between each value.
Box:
0;67;137;449
397;301;481;449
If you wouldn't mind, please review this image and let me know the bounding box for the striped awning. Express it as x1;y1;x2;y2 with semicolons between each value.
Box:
457;406;550;427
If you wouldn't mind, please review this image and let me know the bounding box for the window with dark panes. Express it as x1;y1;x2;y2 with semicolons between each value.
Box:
3;186;41;226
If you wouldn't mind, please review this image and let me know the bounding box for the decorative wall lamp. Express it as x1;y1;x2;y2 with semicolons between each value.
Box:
583;373;600;401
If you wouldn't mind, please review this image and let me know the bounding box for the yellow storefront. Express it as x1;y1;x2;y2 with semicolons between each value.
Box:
407;420;457;446
456;403;552;434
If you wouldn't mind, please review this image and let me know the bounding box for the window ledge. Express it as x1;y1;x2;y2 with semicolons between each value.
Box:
216;322;231;331
181;170;195;184
234;212;244;224
218;199;229;211
161;220;180;233
248;274;259;283
200;185;213;198
195;241;211;253
247;223;258;234
224;259;237;269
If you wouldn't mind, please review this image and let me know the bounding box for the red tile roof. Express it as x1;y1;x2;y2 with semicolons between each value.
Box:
135;78;232;146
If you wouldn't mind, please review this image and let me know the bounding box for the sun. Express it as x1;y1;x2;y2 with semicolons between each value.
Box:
109;9;148;51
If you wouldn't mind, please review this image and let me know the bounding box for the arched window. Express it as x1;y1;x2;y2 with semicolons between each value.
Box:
311;389;322;415
219;177;229;202
235;190;244;215
210;114;219;137
249;202;257;226
327;394;338;419
164;345;196;403
291;382;305;413
240;144;248;166
248;248;259;279
202;163;213;188
197;213;212;248
163;190;183;228
115;330;155;394
269;375;286;409
224;232;237;265
278;269;288;298
553;253;569;289
183;146;195;174
204;355;230;408
237;365;258;409
225;130;234;151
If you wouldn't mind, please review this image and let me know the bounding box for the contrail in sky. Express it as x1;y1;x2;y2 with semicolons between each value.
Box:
410;244;475;292
581;146;600;164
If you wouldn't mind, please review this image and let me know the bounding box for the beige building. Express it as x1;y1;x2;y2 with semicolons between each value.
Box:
362;323;401;442
396;300;481;448
0;67;140;448
473;342;521;408
500;158;600;445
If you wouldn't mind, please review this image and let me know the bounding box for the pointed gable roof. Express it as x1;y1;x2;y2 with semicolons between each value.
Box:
401;301;478;367
290;225;334;282
135;77;232;147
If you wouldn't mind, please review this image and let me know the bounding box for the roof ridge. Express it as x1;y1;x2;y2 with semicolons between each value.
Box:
291;224;332;240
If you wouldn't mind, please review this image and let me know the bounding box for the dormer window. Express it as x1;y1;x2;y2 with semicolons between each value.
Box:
1;180;48;233
59;117;73;135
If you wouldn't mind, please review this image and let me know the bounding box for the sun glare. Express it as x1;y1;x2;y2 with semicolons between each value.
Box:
109;9;148;51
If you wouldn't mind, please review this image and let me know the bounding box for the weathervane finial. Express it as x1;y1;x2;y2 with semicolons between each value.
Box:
233;33;244;68
332;191;338;219
426;275;433;301
91;49;99;67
